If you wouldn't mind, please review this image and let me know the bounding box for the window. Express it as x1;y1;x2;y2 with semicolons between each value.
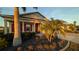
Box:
26;24;31;32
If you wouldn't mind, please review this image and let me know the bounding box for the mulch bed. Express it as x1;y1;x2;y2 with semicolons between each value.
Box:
22;39;68;51
1;39;68;51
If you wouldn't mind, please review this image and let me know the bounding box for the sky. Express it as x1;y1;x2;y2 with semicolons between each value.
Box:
0;7;79;26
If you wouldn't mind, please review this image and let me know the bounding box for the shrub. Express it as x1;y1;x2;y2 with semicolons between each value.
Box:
0;32;4;38
2;32;36;46
43;44;50;50
0;38;8;49
21;32;36;42
35;44;43;51
27;44;33;51
16;46;23;51
4;33;14;46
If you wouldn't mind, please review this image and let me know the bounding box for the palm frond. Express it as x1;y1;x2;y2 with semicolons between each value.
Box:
40;18;66;41
22;7;26;12
33;7;38;10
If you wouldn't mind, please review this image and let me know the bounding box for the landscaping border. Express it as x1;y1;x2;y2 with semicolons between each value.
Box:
59;41;70;51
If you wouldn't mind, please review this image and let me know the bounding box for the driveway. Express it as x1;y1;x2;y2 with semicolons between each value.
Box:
59;33;79;44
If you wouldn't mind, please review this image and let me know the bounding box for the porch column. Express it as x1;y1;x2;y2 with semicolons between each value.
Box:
4;19;7;34
22;22;24;32
38;24;40;32
9;22;12;33
32;24;34;32
32;23;36;32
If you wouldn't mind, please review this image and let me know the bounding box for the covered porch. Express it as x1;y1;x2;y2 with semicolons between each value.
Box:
0;15;41;34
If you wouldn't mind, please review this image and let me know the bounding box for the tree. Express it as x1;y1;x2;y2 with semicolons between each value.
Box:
40;18;66;42
73;21;76;26
13;7;38;46
67;24;76;32
13;7;26;46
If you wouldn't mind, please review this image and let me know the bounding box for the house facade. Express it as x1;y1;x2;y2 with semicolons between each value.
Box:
0;12;46;34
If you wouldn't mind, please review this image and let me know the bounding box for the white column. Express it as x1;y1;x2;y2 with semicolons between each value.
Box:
38;24;40;32
32;24;34;32
4;19;7;34
9;22;12;33
22;22;24;32
32;23;36;32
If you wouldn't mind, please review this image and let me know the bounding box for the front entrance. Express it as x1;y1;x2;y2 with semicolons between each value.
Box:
35;23;40;32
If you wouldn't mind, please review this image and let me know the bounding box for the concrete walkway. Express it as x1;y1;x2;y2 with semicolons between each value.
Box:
59;33;79;44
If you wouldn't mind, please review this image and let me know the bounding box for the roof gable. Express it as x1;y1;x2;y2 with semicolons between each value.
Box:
20;12;46;20
0;12;46;20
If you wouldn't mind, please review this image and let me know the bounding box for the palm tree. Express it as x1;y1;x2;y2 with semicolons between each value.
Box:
73;21;76;26
40;18;66;42
67;24;76;32
73;21;76;31
13;7;38;46
13;7;26;46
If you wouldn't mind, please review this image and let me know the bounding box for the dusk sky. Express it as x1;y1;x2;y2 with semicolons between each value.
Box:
0;7;79;26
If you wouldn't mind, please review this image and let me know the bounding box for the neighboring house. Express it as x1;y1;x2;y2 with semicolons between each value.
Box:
75;25;79;32
0;12;46;34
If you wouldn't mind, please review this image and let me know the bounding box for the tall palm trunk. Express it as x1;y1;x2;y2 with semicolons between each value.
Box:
13;7;22;46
